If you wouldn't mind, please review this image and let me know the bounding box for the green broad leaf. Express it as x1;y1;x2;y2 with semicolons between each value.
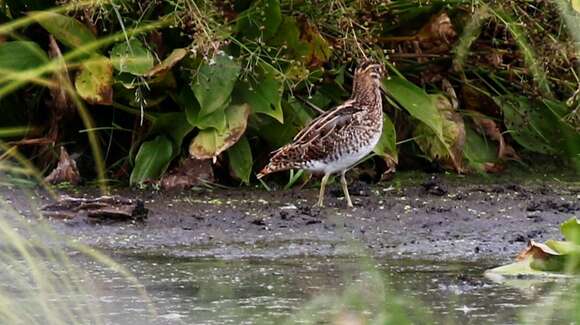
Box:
174;87;200;126
191;53;241;117
174;87;226;131
149;111;195;152
196;110;227;131
236;63;284;123
110;39;155;76
383;76;444;138
498;96;580;171
130;135;174;185
373;114;398;163
269;16;331;67
30;11;96;50
573;0;580;13
0;41;48;74
561;218;580;245
253;99;312;148
463;126;498;172
485;259;568;278
545;240;580;255
75;55;113;105
189;104;250;159
227;135;253;184
237;0;281;40
498;96;557;155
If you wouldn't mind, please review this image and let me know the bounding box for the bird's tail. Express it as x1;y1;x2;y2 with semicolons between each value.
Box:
257;163;284;179
257;145;302;179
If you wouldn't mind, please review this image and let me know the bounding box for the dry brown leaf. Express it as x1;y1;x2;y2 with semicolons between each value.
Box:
145;48;188;77
42;195;148;222
380;12;457;56
436;93;465;173
44;146;80;185
471;112;520;161
516;240;561;261
416;12;457;51
160;157;214;190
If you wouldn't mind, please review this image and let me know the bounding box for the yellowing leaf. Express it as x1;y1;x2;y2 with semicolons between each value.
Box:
413;94;465;172
572;0;580;13
189;104;250;159
75;55;113;105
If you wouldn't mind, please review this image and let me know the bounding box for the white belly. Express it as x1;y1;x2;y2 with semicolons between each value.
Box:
307;130;382;175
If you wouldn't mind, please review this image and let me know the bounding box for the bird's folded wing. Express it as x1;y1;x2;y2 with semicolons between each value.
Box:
293;101;362;145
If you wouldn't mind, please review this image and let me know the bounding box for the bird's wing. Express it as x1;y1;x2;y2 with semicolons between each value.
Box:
292;100;362;145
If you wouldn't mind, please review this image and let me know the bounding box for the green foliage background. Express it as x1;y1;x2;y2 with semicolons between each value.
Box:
0;0;579;188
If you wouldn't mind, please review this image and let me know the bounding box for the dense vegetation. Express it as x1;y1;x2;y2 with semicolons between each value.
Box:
0;0;579;190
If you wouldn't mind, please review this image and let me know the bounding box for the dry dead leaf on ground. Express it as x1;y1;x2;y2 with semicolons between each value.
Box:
44;146;80;185
42;195;148;222
471;113;520;161
160;157;214;190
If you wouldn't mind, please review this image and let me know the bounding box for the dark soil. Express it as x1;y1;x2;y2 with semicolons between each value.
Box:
2;172;579;263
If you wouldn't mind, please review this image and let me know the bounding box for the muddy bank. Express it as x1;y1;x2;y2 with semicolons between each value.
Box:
2;172;579;262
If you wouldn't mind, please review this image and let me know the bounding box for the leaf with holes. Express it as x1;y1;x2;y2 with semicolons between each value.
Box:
189;104;250;159
110;39;154;76
191;53;240;117
228;135;252;184
75;55;113;105
130;135;174;185
30;11;96;51
236;63;283;122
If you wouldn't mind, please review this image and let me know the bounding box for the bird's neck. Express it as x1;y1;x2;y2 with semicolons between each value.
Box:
352;82;382;109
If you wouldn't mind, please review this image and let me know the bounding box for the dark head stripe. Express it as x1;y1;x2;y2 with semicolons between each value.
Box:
356;60;382;73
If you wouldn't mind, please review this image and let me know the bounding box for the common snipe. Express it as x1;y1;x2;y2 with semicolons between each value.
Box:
257;60;385;208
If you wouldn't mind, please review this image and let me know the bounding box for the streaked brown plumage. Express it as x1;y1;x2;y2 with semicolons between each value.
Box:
257;60;385;207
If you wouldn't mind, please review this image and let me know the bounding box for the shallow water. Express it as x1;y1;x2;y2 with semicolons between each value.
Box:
61;253;574;324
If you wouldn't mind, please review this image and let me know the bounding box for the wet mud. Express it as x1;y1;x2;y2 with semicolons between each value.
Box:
3;172;579;263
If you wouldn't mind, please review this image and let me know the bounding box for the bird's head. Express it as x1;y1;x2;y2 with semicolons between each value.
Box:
354;60;386;88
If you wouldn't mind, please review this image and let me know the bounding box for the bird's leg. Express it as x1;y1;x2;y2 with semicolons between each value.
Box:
316;173;330;207
340;171;353;208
